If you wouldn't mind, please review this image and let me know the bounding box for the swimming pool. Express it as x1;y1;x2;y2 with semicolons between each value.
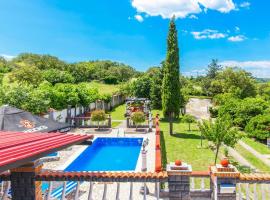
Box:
65;137;143;171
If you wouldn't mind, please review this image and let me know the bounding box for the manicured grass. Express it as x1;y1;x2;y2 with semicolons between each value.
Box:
87;81;120;95
152;109;218;170
234;144;270;172
112;121;122;128
159;121;218;171
109;104;126;120
242;137;270;155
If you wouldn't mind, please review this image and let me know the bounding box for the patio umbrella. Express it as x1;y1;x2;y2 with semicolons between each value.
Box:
0;105;70;133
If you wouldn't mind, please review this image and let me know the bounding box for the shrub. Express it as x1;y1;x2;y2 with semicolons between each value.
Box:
245;114;270;140
131;111;146;130
181;114;196;131
91;110;106;129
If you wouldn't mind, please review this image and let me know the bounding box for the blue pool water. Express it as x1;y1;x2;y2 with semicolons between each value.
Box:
65;137;143;171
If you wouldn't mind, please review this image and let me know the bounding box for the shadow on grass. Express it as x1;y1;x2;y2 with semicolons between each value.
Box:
171;132;202;140
160;131;168;168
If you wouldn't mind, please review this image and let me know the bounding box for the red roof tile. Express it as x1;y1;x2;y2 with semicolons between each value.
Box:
35;171;168;182
0;131;93;173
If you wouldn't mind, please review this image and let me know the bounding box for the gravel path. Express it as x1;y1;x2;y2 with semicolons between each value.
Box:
226;146;256;170
185;98;212;121
239;141;270;167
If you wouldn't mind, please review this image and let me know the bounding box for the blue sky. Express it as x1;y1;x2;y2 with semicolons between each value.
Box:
0;0;270;77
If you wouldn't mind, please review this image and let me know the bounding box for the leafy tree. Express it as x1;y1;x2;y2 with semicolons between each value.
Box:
234;98;269;128
206;59;222;79
2;84;31;108
131;111;146;131
0;56;11;73
52;84;80;109
245;114;270;140
149;67;163;109
182;114;196;131
21;89;50;114
43;69;74;85
9;65;44;86
91;109;106;129
257;83;270;100
68;62;95;83
198;115;242;164
12;53;67;70
162;17;182;135
218;97;268;128
132;75;152;99
76;83;99;107
215;67;256;98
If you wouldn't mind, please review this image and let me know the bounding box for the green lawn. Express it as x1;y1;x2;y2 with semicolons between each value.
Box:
151;109;218;171
234;144;270;172
112;121;122;128
109;104;126;120
158;123;217;171
87;81;120;95
242;137;270;155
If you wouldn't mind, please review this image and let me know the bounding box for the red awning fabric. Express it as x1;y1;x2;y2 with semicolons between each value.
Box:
0;131;93;173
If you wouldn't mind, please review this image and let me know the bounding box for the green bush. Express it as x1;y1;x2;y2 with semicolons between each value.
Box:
131;111;146;130
91;110;106;129
245;114;270;140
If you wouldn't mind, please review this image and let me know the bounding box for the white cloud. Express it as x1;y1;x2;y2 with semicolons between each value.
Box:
134;14;144;22
189;15;198;19
0;54;15;60
198;0;235;13
235;26;240;32
220;60;270;78
228;35;247;42
191;29;227;40
239;1;251;8
131;0;236;19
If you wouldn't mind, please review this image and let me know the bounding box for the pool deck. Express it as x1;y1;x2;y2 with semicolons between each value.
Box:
43;127;166;200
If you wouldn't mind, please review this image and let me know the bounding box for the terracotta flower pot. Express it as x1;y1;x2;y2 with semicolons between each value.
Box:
175;160;182;166
220;158;230;167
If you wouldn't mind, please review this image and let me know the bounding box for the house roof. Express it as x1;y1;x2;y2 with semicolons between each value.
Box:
0;131;93;173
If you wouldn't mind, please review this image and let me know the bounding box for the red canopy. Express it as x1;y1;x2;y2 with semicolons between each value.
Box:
0;131;93;173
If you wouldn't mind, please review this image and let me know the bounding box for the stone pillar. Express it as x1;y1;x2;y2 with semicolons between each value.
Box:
108;115;112;128
66;105;72;124
10;160;43;200
167;161;192;200
210;164;239;200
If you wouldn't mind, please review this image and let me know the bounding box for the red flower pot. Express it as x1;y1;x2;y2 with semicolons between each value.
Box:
175;160;182;166
220;158;230;167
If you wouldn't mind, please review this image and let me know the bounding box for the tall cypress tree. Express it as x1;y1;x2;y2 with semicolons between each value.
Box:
162;17;181;135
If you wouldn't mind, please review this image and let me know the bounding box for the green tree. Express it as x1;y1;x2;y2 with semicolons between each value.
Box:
149;67;163;109
12;53;67;70
9;65;44;86
76;83;99;107
132;75;152;99
182;114;196;131
245;114;270;140
198;115;242;164
206;59;222;79
162;17;182;135
43;69;75;85
91;109;106;129
131;111;146;131
22;89;50;114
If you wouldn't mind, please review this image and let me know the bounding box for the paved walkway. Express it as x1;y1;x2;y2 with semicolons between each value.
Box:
239;140;270;167
225;146;256;170
185;98;212;121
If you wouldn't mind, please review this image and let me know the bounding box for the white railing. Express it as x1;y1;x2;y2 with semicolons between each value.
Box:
44;180;162;200
237;183;270;200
